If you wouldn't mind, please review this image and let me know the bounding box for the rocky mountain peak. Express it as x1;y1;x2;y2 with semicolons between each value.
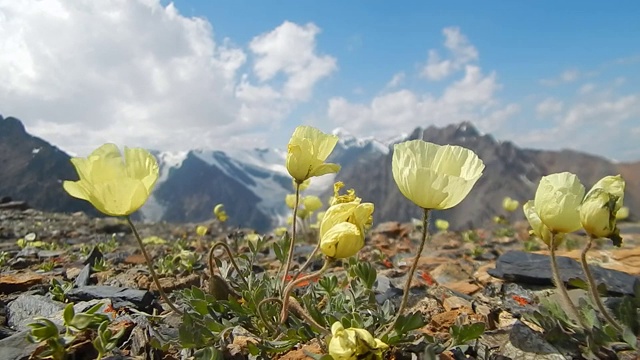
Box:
0;115;28;138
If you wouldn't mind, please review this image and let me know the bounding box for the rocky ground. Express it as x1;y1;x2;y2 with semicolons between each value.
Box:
1;204;639;359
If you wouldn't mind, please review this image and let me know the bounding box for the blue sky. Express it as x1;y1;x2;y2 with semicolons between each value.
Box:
1;1;639;160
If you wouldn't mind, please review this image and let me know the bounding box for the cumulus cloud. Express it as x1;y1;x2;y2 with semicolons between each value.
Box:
421;27;478;81
249;21;337;101
513;84;640;161
328;28;516;141
328;65;517;139
0;1;333;155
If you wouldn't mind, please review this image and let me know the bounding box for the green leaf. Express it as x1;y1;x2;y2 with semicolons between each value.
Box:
450;322;485;346
623;326;638;349
63;303;75;326
394;312;425;334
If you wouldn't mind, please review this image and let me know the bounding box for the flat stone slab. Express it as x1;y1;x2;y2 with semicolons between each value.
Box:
488;250;640;296
67;286;157;312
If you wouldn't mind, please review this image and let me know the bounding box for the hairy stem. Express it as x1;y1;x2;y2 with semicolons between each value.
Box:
380;208;430;338
281;181;301;288
549;233;585;329
280;258;332;324
126;216;182;315
581;236;624;332
291;241;320;283
207;241;249;290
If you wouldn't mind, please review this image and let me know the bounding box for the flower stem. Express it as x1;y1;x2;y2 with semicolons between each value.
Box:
126;216;182;315
549;233;584;329
581;236;624;332
208;241;250;289
380;208;430;338
280;258;332;324
291;241;320;283
281;181;301;288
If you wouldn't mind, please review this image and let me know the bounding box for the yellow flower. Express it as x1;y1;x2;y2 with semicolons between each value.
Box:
196;225;208;237
320;199;374;258
523;200;564;249
328;322;388;360
534;172;584;233
392;140;484;210
213;204;228;222
142;236;167;245
274;227;288;237
303;195;323;212
616;206;629;221
63;143;158;216
285;194;297;209
286;126;341;182
502;197;520;212
580;175;625;245
435;219;449;232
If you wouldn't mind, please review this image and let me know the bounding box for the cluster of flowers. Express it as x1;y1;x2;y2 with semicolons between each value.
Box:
62;125;632;357
62;124;488;358
523;172;627;332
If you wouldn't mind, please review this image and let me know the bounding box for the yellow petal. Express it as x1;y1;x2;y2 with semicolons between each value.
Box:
62;180;91;201
523;200;554;248
320;202;358;238
86;143;127;182
392;140;483;210
88;179;148;216
320;222;364;258
124;147;159;191
588;175;625;211
534;172;584;233
309;163;341;178
580;188;616;238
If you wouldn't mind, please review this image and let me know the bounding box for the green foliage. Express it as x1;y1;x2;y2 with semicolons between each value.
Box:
0;251;9;267
91;257;109;272
39;260;56;272
170;231;439;358
27;302;119;359
49;278;73;302
525;289;640;357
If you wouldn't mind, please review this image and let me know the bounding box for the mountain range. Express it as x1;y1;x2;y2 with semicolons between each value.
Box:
0;114;638;232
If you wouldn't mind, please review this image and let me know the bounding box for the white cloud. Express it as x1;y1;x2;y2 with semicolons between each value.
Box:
328;65;517;138
536;98;564;117
386;72;405;88
0;1;333;155
249;21;337;101
512;84;640;161
328;28;517;141
539;69;580;86
421;27;478;81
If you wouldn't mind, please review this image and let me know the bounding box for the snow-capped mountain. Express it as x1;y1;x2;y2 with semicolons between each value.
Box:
4;113;638;231
140;129;389;231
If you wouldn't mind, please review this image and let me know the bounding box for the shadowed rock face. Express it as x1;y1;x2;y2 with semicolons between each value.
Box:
153;152;272;230
1;115;638;231
0;115;96;215
333;122;640;230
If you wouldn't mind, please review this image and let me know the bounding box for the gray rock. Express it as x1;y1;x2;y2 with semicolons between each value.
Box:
488;251;640;296
0;330;39;360
500;321;567;359
67;286;158;313
73;263;93;287
7;294;65;330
